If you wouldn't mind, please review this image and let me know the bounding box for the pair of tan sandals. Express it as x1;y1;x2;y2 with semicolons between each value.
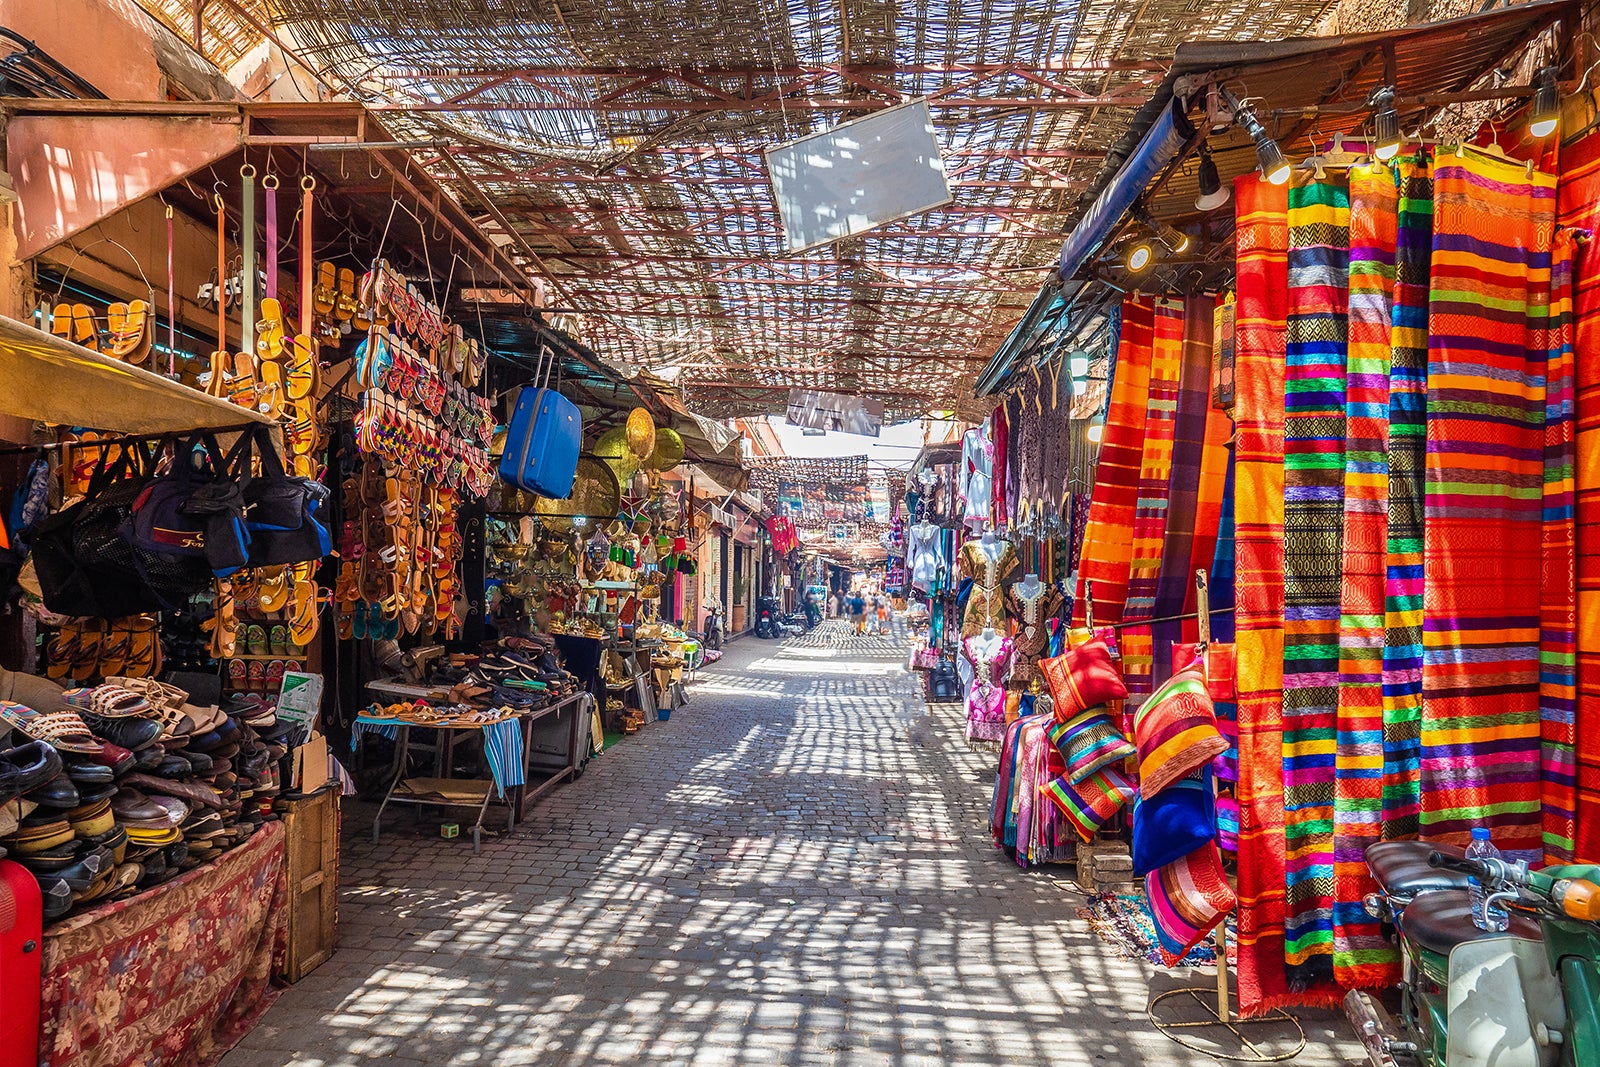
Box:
51;301;152;364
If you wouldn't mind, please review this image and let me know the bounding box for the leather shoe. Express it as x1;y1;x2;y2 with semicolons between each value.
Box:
63;760;114;787
0;741;63;801
80;740;135;775
178;751;213;776
27;775;80;809
153;755;194;779
84;715;161;752
133;745;166;772
34;874;73;919
110;788;168;823
121;773;225;810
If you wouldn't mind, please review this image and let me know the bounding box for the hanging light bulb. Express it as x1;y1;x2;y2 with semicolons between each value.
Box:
1126;238;1155;273
1086;422;1105;445
1195;145;1230;211
1069;351;1091;397
1226;90;1291;185
1156;222;1191;255
1530;65;1560;139
1370;86;1401;162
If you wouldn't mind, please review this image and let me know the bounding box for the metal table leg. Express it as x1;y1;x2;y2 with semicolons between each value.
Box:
372;724;412;844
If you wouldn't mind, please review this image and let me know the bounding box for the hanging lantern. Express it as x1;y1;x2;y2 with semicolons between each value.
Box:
595;426;639;480
631;469;651;497
647;426;685;471
625;407;656;457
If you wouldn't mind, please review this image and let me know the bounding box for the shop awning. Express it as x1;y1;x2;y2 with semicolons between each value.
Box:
973;98;1193;396
0;314;275;435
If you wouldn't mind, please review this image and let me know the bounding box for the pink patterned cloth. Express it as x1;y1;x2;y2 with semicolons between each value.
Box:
963;633;1014;744
39;822;287;1067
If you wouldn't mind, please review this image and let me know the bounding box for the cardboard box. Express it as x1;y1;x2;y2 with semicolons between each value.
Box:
289;731;330;794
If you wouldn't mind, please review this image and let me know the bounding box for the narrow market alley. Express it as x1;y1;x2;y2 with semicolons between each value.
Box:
223;622;1358;1067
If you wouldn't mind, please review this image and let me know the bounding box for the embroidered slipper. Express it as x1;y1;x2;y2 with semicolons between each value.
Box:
228;658;248;694
244;624;269;657
264;659;285;694
51;302;73;340
247;661;266;692
86;685;153;718
0;701;102;754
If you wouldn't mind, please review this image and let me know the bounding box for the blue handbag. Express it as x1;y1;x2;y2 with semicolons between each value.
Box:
499;345;581;498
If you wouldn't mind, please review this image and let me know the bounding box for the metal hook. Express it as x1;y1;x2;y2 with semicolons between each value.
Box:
368;152;381;181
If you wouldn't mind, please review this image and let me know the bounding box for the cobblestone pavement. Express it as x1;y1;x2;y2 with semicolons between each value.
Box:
224;620;1360;1067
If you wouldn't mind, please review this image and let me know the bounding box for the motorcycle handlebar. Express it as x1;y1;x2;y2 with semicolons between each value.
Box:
1428;852;1534;890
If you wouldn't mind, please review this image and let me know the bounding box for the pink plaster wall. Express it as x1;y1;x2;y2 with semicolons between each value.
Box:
0;0;165;101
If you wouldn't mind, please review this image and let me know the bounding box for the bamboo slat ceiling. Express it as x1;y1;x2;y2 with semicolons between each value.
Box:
143;0;1340;419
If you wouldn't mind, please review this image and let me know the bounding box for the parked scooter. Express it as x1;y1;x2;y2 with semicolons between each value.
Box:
1344;839;1600;1067
699;600;724;651
754;596;784;639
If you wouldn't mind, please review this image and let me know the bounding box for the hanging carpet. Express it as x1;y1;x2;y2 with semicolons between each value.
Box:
1281;172;1350;990
1230;173;1301;1015
1558;129;1600;864
1421;148;1555;863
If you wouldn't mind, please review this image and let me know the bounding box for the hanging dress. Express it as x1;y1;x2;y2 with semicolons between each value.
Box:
960;538;1018;636
908;522;942;593
962;632;1014;745
1003;582;1064;687
960;426;994;533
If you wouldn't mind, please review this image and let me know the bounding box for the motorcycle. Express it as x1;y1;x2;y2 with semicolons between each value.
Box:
1344;839;1600;1067
700;600;724;651
755;596;784;639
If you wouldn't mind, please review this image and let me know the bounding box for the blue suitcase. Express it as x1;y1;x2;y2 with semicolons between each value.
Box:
499;371;582;498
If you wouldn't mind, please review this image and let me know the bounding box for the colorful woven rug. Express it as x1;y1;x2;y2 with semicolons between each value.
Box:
1151;295;1217;690
1381;156;1432;842
1121;298;1186;699
1540;228;1578;865
1333;163;1398;988
1076;891;1228;968
1282;172;1350;989
1076;295;1154;628
1421;148;1555;862
1230;173;1297;1014
1557;129;1600;864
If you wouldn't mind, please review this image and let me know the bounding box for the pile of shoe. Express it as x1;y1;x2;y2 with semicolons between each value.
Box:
0;679;298;923
427;638;581;711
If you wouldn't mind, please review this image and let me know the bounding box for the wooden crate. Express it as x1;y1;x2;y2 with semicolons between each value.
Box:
277;787;339;982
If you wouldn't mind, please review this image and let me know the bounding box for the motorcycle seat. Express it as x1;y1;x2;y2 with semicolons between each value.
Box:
1395;888;1542;956
1367;840;1472;898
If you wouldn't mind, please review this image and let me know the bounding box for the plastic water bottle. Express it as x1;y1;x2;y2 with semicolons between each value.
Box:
1466;827;1509;931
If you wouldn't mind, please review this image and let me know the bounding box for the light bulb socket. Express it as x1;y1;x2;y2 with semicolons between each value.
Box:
1530;64;1560;138
1126;240;1155;273
1156;223;1191;255
1370;86;1401;161
1195;145;1230;210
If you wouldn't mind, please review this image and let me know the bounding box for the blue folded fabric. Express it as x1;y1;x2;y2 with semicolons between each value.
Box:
1132;770;1215;875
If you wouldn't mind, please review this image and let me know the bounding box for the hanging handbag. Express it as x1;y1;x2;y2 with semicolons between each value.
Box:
232;425;331;566
911;646;940;671
127;432;250;579
927;656;962;700
33;441;185;617
499;343;582;498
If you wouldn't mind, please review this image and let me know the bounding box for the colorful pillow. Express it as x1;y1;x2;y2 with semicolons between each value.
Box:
1132;662;1228;797
1040;638;1127;720
1048;708;1135;783
1132;772;1215;875
1040;766;1135;842
1146;843;1236;967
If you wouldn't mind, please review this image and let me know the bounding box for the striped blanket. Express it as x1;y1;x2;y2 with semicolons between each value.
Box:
1421;148;1555;862
1282;173;1350;989
1076;296;1154;627
1231;173;1296;1015
1557;130;1600;863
